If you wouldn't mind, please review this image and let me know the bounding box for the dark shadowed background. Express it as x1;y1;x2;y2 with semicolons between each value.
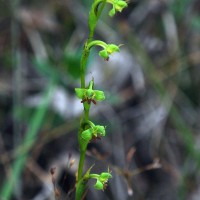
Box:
0;0;200;199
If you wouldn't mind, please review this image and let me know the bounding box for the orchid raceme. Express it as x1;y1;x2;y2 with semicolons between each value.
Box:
75;0;127;199
75;79;105;104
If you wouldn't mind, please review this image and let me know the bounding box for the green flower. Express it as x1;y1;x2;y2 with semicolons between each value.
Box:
87;40;121;61
75;79;105;104
81;122;106;142
91;171;112;191
109;0;128;17
98;44;120;60
93;125;106;137
99;172;112;182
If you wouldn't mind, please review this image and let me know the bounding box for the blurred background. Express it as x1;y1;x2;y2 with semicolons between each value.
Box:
0;0;200;199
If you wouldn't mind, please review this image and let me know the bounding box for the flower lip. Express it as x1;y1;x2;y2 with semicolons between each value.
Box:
94;179;104;190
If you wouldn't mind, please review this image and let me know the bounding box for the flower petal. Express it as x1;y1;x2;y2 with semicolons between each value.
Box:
99;49;109;59
96;125;106;136
106;44;120;54
75;88;86;99
100;172;112;181
109;7;116;17
94;90;105;101
81;128;93;141
115;1;128;12
94;179;104;190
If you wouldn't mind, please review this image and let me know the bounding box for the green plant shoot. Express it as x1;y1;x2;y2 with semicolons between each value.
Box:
75;0;128;199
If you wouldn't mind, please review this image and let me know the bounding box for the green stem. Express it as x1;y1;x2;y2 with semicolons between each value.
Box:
87;40;107;49
80;39;106;88
76;1;107;199
80;44;89;89
89;174;99;179
75;178;87;200
78;150;86;181
76;39;91;200
84;104;90;121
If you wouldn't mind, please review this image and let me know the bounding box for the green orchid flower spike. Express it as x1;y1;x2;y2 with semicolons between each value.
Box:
75;79;105;105
75;0;128;199
87;40;120;61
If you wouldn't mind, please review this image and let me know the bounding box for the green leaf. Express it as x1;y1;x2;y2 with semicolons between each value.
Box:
84;164;95;179
33;58;58;81
64;51;81;79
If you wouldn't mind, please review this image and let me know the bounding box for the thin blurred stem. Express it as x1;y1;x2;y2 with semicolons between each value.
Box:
0;81;54;200
127;33;200;166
